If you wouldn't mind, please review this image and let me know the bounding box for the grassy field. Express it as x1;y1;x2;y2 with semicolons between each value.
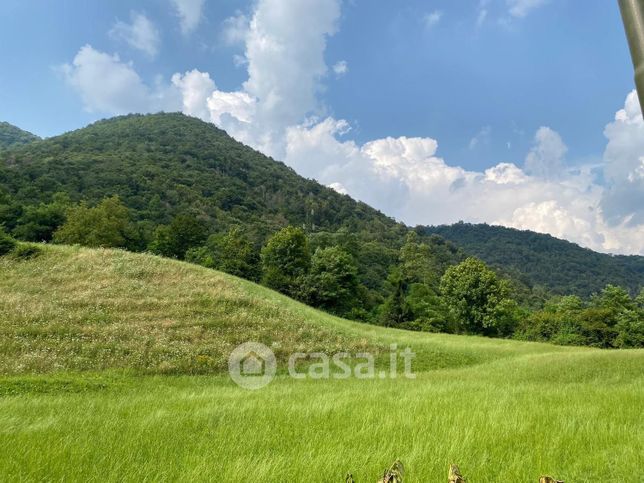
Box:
1;245;642;481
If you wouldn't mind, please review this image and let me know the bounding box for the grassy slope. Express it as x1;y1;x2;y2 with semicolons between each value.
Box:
0;246;642;481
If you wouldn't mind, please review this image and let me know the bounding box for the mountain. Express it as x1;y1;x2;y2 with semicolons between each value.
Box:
0;113;641;299
423;222;644;297
0;113;401;237
0;113;462;302
0;122;40;149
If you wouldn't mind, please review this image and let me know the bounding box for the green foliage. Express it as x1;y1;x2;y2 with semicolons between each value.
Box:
0;228;16;256
440;257;516;336
261;226;310;296
186;226;260;280
0;121;39;149
516;287;643;348
380;269;413;327
10;244;42;260
149;214;209;259
53;196;134;248
302;246;360;315
425;222;644;297
13;193;70;242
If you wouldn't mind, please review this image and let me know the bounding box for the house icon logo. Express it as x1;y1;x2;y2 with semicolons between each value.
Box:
228;342;276;390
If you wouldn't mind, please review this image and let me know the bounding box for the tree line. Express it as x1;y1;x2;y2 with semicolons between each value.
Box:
1;194;641;349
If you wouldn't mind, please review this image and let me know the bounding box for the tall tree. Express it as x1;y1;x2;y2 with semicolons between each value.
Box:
53;196;133;249
149;214;209;259
304;246;360;315
261;226;310;297
440;257;516;335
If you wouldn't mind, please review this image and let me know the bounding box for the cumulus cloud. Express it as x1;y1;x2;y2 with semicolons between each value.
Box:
171;0;205;35
170;69;216;120
59;45;179;114
524;126;567;179
507;0;549;18
601;90;644;227
109;12;160;58
283;115;643;255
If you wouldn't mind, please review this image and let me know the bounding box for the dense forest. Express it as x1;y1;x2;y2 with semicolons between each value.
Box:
0;113;641;348
424;223;644;297
0;122;40;150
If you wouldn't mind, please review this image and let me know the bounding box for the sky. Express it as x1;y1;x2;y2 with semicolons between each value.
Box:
0;0;642;255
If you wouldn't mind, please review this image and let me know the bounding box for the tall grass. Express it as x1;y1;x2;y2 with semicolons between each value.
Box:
0;245;642;481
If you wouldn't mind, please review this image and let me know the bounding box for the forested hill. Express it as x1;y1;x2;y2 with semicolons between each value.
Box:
423;223;644;297
0;113;403;241
0;122;40;150
1;112;641;301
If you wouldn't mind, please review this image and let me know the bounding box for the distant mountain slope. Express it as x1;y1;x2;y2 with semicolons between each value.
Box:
423;223;644;297
0;122;39;149
0;113;402;239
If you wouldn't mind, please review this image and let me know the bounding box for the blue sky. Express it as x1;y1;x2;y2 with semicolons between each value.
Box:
1;0;642;254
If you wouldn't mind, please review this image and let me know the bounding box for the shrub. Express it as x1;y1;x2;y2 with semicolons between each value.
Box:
11;244;42;260
0;229;17;256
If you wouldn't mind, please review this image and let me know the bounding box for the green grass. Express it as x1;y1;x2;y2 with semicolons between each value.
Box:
1;245;642;481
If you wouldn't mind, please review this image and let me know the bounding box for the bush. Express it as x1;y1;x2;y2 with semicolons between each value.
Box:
0;229;17;256
11;244;42;260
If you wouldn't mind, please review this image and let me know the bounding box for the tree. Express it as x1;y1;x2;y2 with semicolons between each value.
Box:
13;193;70;242
261;226;310;297
439;257;515;335
303;246;360;315
399;232;439;287
380;269;413;327
149;214;209;259
53;196;133;248
186;226;260;280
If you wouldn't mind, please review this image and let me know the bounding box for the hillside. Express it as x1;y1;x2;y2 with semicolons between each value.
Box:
423;223;644;297
0;122;39;150
0;244;547;375
0;113;401;239
1;245;642;481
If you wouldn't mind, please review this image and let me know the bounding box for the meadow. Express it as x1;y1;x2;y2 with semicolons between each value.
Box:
1;245;642;481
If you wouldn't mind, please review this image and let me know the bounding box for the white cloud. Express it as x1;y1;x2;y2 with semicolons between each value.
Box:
423;10;443;29
171;0;205;35
109;12;160;58
601;90;644;227
207;91;256;124
171;69;216;121
59;45;179;114
283;116;643;255
507;0;549;18
332;60;348;77
524;126;567;179
222;12;249;45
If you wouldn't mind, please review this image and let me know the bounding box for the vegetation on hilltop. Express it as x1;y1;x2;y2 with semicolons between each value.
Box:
424;222;644;297
0;122;40;150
